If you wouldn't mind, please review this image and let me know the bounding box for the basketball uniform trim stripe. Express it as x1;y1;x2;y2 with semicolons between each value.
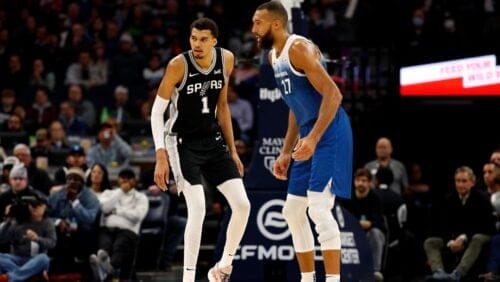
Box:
165;135;188;193
221;48;228;83
165;88;179;134
177;55;189;91
188;48;217;74
273;35;308;77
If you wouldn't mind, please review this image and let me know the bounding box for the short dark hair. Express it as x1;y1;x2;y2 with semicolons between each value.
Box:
354;168;372;181
256;1;288;25
98;122;113;132
190;17;219;38
118;168;136;179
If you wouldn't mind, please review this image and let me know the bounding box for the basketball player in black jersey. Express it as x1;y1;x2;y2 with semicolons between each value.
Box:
150;18;250;282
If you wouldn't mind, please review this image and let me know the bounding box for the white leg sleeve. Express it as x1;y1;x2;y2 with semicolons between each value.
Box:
282;194;315;252
216;178;251;267
307;189;340;250
182;183;206;278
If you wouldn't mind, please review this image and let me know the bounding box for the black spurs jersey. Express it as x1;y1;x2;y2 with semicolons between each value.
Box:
166;47;227;138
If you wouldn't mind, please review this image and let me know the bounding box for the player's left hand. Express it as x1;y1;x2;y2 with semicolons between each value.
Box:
292;136;317;161
231;151;245;177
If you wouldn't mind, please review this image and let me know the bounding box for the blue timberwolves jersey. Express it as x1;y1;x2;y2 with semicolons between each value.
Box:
272;35;353;199
271;34;330;127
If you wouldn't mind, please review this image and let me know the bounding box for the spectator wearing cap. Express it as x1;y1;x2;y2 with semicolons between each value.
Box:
0;193;56;282
0;164;46;221
13;144;53;196
53;145;88;186
86;122;132;169
47;166;100;272
0;157;19;194
90;168;148;280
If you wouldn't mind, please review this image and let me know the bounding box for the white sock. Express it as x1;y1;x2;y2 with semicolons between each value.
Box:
301;271;315;282
183;267;196;282
326;274;340;282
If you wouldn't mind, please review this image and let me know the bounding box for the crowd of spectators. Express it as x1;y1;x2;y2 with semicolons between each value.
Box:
0;0;498;281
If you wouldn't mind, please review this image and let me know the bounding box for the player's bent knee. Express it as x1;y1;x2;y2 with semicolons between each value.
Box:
218;178;251;217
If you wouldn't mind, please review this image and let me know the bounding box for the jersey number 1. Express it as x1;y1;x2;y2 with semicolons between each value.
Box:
201;96;210;113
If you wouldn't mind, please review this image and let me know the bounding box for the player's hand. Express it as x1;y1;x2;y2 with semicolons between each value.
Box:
154;150;170;191
231;151;245;177
292;136;318;161
273;153;291;180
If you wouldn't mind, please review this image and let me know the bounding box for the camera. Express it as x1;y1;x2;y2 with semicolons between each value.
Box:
8;195;45;223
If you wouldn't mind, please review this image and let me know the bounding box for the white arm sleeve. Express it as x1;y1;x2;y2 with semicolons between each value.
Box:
151;95;170;150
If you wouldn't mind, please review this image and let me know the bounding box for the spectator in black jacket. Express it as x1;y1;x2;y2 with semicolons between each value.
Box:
423;166;495;281
341;168;386;281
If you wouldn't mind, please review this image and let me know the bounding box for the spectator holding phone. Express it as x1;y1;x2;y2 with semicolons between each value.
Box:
86;122;132;169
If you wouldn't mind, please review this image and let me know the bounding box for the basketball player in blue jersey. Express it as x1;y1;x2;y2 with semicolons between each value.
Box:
150;18;250;282
252;2;353;282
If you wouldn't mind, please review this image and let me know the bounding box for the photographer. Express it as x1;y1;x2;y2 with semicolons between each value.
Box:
0;165;46;222
86;122;132;169
0;194;56;282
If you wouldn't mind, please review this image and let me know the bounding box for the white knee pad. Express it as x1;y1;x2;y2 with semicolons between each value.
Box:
217;178;251;218
307;191;340;250
282;194;315;252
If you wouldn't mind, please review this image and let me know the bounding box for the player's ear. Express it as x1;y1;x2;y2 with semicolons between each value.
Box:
272;19;281;30
213;38;218;46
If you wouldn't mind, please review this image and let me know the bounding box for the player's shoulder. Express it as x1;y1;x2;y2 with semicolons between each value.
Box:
168;53;186;69
165;53;187;77
289;37;315;55
221;48;234;61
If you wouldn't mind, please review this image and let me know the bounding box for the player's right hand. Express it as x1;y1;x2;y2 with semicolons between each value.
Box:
154;150;170;191
273;153;291;180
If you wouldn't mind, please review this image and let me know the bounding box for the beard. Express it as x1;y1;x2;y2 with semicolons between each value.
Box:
259;29;274;49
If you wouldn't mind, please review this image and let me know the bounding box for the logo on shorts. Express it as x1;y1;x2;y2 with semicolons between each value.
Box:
257;199;290;241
